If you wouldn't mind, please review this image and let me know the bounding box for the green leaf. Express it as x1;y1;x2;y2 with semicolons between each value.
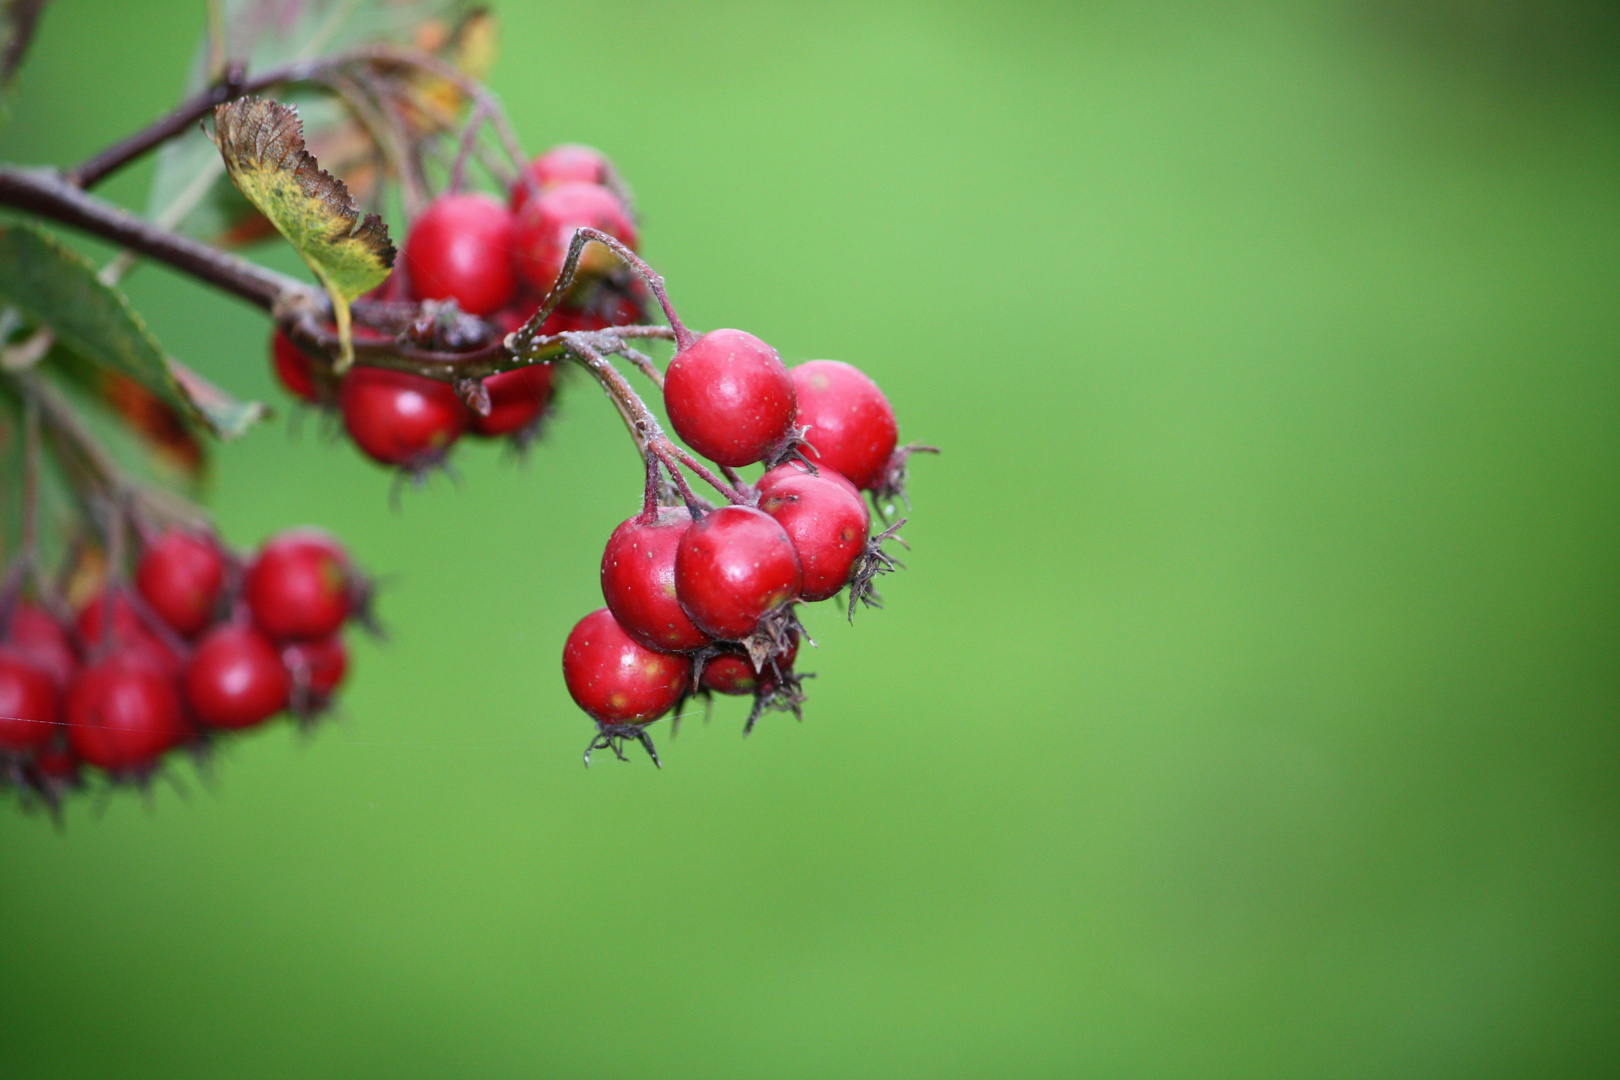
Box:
0;223;266;442
213;96;395;368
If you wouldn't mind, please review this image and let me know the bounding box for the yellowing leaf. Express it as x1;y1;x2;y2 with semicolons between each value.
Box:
449;9;498;81
213;97;395;368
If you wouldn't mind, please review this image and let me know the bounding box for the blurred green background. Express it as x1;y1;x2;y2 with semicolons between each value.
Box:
2;1;1617;1076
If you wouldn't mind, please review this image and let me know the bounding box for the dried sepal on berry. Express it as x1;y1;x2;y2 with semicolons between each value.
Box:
846;518;909;622
583;720;663;768
742;602;811;676
870;443;939;521
742;665;811;737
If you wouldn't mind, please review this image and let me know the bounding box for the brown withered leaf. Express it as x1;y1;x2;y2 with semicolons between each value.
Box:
214;97;395;368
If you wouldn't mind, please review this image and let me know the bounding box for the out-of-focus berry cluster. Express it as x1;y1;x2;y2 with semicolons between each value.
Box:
1;527;369;815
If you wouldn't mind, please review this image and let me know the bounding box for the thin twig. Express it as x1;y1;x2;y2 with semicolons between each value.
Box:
67;63;246;189
448;100;492;195
0;165;309;310
347;45;528;171
615;344;665;389
20;392;40;560
320;72;427;220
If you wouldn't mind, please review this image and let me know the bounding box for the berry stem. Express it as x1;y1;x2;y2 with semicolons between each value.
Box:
92;498;127;655
650;446;708;518
660;442;747;505
319;71;430;222
5;369;208;536
638;454;664;523
617;344;664;389
511;228;694;353
346;46;530;174
562;334;658;462
447;100;492;196
560;334;745;508
20;391;40;566
577;228;696;350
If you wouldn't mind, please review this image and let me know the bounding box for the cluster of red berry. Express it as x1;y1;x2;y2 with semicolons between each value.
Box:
267;143;641;470
564;335;924;765
0;527;368;812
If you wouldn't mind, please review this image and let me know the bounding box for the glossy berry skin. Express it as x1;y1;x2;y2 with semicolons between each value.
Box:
184;624;290;730
340;365;468;467
244;529;354;642
0;648;59;754
136;530;227;638
600;508;711;653
402;193;518;316
702;635;799;696
65;651;187;772
512;181;638;294
282;636;348;699
562;608;689;724
663;329;797;468
4;602;77;687
471;363;555;437
757;464;871;601
790;360;898;491
510;144;613;212
270;330;320;401
675;506;802;640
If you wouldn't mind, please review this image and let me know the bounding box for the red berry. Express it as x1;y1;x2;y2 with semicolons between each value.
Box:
0;648;59;754
4;602;77;687
790;360;898;491
470;363;555;437
402;192;518;317
74;590;180;671
674;506;802;640
512;181;638;294
135;530;227;638
65;651;186;772
562;608;689;724
281;636;348;699
270;330;320;402
701;635;800;696
244;529;354;642
663;329;797;468
510;144;614;212
184;624;290;730
764;457;861;498
339;365;467;467
757;464;871;601
600;508;712;653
